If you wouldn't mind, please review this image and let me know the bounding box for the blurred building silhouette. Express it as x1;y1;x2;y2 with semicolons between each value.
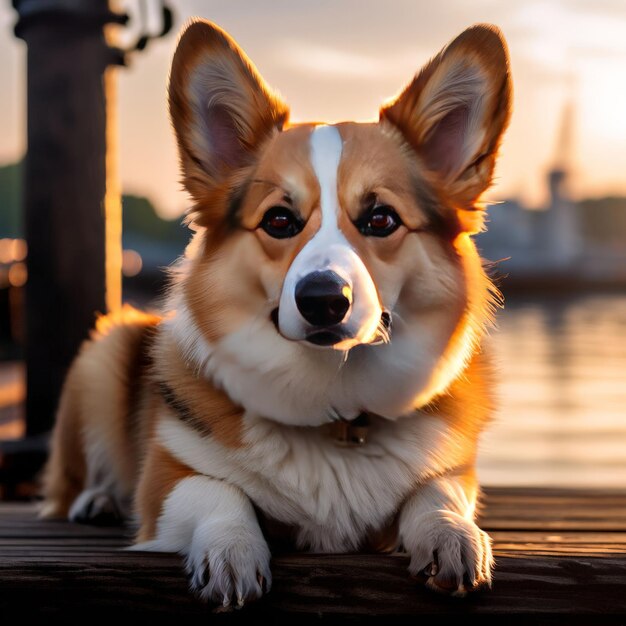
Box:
477;104;626;286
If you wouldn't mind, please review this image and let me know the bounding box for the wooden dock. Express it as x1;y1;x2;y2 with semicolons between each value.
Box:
1;487;625;623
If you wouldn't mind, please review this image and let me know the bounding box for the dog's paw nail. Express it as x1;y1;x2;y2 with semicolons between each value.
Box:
426;562;438;577
200;566;210;589
69;489;123;526
452;583;468;598
213;602;234;614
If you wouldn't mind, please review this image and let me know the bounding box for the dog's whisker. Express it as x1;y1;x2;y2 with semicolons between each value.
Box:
369;317;391;346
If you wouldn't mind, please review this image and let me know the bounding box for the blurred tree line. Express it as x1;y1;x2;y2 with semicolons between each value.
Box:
0;161;188;250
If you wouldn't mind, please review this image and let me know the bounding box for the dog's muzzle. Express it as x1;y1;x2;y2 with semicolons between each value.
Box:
275;240;384;349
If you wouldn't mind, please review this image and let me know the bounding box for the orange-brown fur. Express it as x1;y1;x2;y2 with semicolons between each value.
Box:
150;331;245;448
135;443;195;542
41;372;87;518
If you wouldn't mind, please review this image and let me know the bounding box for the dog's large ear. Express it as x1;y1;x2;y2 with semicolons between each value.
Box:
169;20;289;220
380;24;511;233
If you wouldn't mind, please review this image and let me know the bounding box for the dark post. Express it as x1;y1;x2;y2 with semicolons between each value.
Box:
13;0;126;437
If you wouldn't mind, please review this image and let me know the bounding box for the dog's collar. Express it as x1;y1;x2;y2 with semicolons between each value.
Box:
326;412;371;447
158;379;372;446
157;380;213;438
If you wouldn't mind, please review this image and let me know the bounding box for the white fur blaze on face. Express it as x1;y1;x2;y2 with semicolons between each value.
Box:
278;124;381;350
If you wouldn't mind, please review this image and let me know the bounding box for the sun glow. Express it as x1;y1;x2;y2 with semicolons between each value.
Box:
579;59;626;140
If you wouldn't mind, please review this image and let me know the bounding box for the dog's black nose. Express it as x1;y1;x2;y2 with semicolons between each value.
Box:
295;271;351;327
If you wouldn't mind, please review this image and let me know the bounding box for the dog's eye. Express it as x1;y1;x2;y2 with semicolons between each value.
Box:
357;206;402;237
259;207;304;239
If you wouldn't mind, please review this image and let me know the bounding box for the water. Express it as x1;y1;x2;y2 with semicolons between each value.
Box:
477;292;626;488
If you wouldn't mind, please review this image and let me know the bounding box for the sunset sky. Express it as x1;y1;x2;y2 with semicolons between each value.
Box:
1;0;626;218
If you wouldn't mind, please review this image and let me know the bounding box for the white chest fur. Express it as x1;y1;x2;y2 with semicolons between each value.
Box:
157;410;465;552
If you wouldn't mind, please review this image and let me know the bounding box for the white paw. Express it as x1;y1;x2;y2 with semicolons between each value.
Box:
405;510;493;596
186;520;272;608
68;488;123;525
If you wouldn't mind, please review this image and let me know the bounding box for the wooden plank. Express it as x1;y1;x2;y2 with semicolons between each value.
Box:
0;552;625;620
1;536;624;559
485;487;626;498
1;535;625;558
1;491;625;619
478;487;626;531
484;520;626;531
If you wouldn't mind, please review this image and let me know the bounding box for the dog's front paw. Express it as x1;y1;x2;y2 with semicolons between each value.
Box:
186;521;272;609
405;510;493;596
68;488;124;525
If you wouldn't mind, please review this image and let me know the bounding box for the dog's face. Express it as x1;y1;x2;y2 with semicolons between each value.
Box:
216;122;457;352
167;21;511;425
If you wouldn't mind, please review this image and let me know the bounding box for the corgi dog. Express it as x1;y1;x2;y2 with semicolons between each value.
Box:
41;19;511;607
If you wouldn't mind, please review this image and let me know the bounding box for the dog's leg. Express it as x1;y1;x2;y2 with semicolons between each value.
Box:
399;473;493;596
65;427;133;525
134;474;271;608
42;370;130;526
